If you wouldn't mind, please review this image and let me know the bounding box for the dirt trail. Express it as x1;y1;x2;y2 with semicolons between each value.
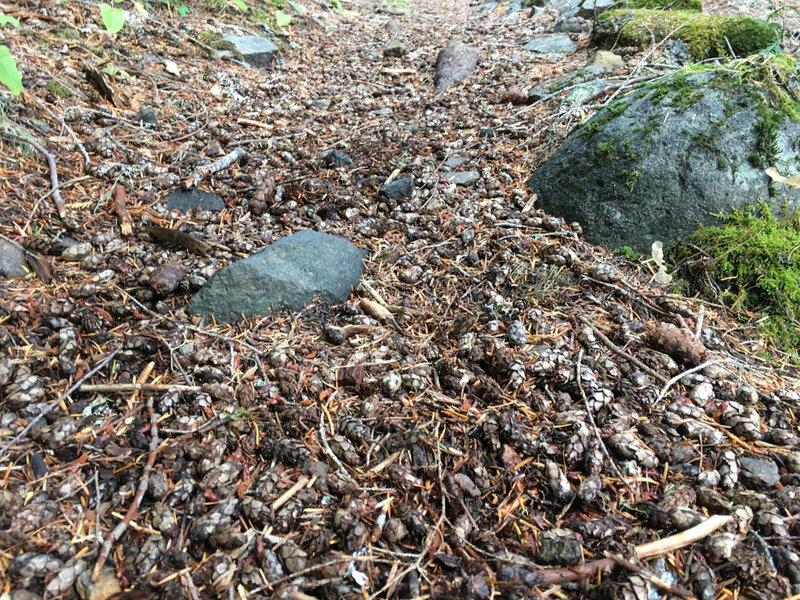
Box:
1;0;799;599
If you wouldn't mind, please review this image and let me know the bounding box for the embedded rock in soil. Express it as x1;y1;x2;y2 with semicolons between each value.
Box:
324;149;354;168
528;66;800;251
442;171;480;186
587;50;624;70
577;0;617;18
134;107;157;125
383;39;407;57
523;34;576;55
379;177;414;199
433;42;479;94
739;456;780;489
186;230;366;321
221;35;279;67
0;238;29;279
165;188;225;213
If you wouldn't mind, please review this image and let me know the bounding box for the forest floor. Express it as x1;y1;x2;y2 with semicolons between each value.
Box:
1;0;800;599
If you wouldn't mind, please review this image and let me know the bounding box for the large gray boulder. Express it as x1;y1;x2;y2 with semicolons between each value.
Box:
186;231;366;321
433;43;479;94
528;67;800;251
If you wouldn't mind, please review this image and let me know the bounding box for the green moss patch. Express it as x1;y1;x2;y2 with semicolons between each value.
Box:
673;202;800;354
623;0;701;10
594;10;778;61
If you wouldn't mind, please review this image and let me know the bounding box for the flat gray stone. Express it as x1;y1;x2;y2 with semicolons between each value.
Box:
166;189;225;213
536;529;582;566
379;177;414;199
222;35;279;68
587;50;625;70
186;230;366;321
740;456;780;489
434;42;479;94
443;156;469;170
442;171;480;186
0;238;29;279
523;34;575;55
578;0;617;17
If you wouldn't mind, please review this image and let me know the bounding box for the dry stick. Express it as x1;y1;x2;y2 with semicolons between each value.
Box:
93;393;159;580
0;348;120;461
80;383;202;393
6;132;66;218
185;147;246;188
655;358;731;404
577;315;668;384
319;393;353;481
113;184;133;236
575;349;637;499
25;92;91;167
522;514;732;585
601;13;701;109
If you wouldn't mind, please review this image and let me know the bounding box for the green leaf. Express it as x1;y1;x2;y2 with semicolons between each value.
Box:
99;2;125;34
229;0;249;11
133;1;148;15
330;0;342;11
0;45;22;95
288;1;304;14
275;9;291;27
0;14;20;28
177;3;190;15
102;63;118;76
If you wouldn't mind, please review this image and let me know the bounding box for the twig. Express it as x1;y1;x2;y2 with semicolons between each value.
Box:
0;348;120;461
577;315;668;384
272;476;310;511
4;131;66;218
575;349;637;498
93;393;159;579
184;147;245;188
655;358;731;404
80;383;202;393
319;395;353;481
514;514;732;585
25;92;91;167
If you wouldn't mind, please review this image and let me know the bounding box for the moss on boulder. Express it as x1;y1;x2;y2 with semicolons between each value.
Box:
527;55;800;252
594;10;778;61
623;0;701;10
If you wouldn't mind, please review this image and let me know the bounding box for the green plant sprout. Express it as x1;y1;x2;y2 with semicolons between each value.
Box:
99;2;126;34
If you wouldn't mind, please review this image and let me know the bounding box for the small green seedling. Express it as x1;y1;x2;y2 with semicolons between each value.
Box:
99;2;126;34
0;14;20;28
229;0;249;12
0;46;22;95
275;9;291;27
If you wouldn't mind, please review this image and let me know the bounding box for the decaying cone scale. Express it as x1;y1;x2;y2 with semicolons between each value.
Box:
645;322;707;365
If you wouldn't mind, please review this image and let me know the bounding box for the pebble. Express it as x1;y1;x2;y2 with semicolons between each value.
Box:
507;320;527;346
739;456;780;489
536;529;582;566
61;243;92;261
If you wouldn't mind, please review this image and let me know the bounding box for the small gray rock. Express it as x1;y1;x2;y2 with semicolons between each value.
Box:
186;230;366;322
441;171;480;186
587;50;624;70
523;34;575;55
443;156;469;170
433;42;479;94
134;107;158;125
166;189;225;213
379;177;414;200
383;39;407;58
578;0;617;18
0;238;29;279
324;149;354;169
739;456;781;489
221;35;279;68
